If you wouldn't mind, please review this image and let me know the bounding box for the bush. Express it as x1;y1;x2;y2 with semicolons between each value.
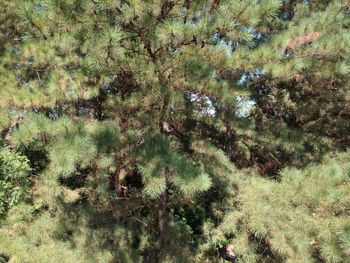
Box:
0;148;31;217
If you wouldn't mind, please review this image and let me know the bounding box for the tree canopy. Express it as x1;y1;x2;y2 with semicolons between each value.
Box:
0;0;349;262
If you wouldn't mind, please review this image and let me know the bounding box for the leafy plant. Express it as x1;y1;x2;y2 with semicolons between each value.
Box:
0;148;31;217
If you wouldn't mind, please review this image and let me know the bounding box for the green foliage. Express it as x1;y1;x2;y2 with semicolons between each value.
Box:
205;152;350;263
0;203;140;263
0;148;31;217
138;133;211;198
0;0;349;262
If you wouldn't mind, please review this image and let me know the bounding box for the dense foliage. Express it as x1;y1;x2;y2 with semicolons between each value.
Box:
0;148;31;217
204;152;350;262
0;0;349;262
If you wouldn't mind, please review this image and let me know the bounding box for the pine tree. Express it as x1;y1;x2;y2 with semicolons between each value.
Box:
0;0;349;262
202;151;350;263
